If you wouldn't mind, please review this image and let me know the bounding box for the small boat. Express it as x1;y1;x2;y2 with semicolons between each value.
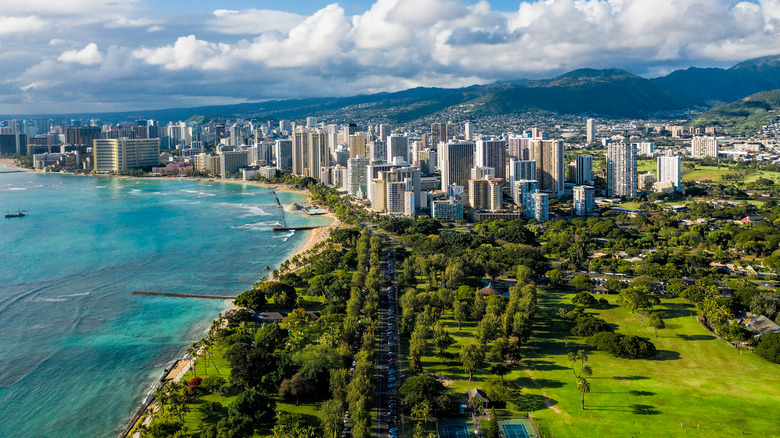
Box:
5;210;27;218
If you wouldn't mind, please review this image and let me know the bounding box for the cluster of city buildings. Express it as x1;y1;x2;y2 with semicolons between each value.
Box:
0;114;755;223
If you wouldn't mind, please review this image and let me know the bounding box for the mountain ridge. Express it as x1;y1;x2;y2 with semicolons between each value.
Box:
3;54;780;123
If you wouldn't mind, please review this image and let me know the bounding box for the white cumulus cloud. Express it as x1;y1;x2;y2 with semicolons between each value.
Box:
0;15;47;35
6;0;780;114
208;8;305;34
58;43;103;65
133;35;234;70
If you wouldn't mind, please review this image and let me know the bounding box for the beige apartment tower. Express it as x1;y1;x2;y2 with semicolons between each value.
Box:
93;138;160;172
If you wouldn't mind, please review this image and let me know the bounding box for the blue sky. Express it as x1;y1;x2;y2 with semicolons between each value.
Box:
1;0;778;114
151;0;528;14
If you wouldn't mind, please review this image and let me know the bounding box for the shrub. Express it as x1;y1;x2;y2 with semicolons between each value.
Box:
755;333;780;364
571;292;597;308
201;376;226;392
198;401;223;418
587;332;656;358
570;315;613;337
618;335;656;358
588;332;622;355
143;421;182;438
188;376;203;392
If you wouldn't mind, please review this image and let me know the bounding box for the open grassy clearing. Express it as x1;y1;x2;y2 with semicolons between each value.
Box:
682;166;734;182
522;290;780;438
637;158;655;175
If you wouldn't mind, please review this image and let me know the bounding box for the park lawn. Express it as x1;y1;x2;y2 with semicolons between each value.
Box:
742;170;780;184
152;347;238;436
682;166;734;182
616;202;641;210
522;290;780;438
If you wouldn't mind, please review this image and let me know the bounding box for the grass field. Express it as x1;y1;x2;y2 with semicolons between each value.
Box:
682;166;735;182
402;289;780;437
520;291;780;438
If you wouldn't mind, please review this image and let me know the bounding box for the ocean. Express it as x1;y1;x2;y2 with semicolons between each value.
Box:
0;165;330;437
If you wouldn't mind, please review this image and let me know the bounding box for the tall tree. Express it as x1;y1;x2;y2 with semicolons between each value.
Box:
321;398;344;438
649;313;666;337
432;322;455;359
486;408;500;438
460;344;485;381
453;300;468;330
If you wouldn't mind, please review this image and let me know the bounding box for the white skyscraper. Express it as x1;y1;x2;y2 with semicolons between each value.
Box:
657;155;681;191
586;118;595;143
378;124;391;143
368;140;387;163
607;143;637;197
634;142;655;156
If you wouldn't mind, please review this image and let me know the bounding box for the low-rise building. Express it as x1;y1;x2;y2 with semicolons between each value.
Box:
431;198;463;222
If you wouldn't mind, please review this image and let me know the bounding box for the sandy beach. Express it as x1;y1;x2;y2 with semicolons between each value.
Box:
0;157;24;170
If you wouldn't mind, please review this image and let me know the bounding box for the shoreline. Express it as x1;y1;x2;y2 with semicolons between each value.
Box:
114;184;338;437
0;159;339;437
122;212;336;437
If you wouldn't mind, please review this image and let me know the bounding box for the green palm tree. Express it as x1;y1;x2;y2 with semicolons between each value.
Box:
578;377;591;410
576;349;590;367
154;385;166;417
580;365;593;378
567;351;577;376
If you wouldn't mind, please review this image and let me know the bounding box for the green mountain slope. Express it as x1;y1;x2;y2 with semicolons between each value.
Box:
462;69;684;117
686;89;780;135
7;54;780;123
652;55;780;105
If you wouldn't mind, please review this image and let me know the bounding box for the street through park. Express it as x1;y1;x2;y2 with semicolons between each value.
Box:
376;248;400;438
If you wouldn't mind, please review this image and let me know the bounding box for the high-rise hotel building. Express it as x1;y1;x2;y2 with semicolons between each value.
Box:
475;138;506;181
606;142;637;197
440;140;475;192
529;139;565;197
292;129;329;179
93;138;160;172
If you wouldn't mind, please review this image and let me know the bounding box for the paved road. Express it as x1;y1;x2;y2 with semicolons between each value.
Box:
376;248;398;438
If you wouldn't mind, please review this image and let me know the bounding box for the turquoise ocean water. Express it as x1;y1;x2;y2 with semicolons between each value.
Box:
0;165;330;437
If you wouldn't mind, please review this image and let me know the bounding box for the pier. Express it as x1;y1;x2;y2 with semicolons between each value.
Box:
271;191;322;232
0;170;26;174
131;291;237;300
272;225;322;231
